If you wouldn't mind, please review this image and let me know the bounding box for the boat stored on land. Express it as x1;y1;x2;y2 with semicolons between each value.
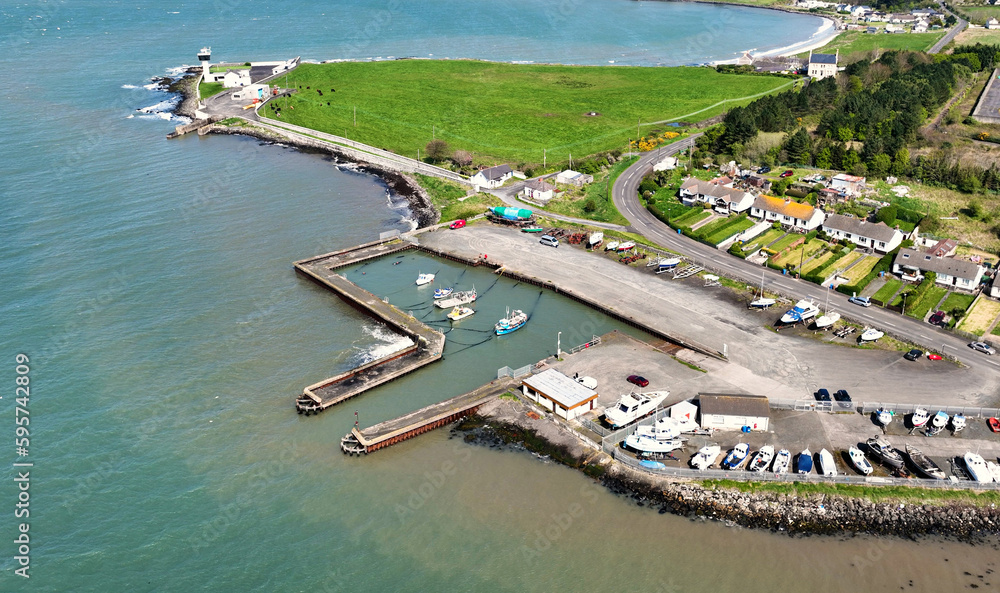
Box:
588;231;603;248
964;452;993;483
435;287;477;308
691;444;722;470
911;408;930;429
624;432;684;454
814;311;840;329
494;308;527;335
605;241;620;251
927;410;949;435
604;391;670;428
749;445;774;472
818;448;837;476
749;271;776;309
655;258;682;274
639;459;666;470
866;435;904;469
780;299;820;324
951;413;967;433
849;446;874;476
415;272;435;286
521;227;544;233
987;461;1000;483
723;443;750;469
772;449;791;474
797;449;813;474
876;408;893;427
859;327;884;342
906;445;946;479
617;241;636;251
447;306;475;321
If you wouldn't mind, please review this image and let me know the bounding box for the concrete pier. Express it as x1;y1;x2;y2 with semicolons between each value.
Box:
340;378;516;454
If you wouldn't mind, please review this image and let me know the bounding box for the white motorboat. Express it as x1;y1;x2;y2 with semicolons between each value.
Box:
797;449;813;474
433;287;453;299
987;461;1000;483
415;272;435;286
723;443;751;469
814;311;841;329
604;391;670;428
446;306;475;321
435;287;477;308
964;452;993;483
749;271;776;309
633;416;685;441
930;410;949;431
951;413;967;433
690;444;722;470
771;449;791;474
780;299;820;324
605;241;620;251
748;445;774;472
655;257;682;274
859;327;884;342
588;231;604;249
849;446;874;476
876;408;893;427
623;432;684;454
910;408;930;428
818;448;838;476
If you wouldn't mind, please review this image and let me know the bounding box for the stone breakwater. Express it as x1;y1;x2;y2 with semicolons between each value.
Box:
459;410;1000;543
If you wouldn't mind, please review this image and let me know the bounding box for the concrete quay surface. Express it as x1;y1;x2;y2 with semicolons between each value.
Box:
416;225;1000;407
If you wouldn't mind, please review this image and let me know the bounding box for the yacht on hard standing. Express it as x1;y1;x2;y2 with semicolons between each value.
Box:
749;271;776;309
964;452;993;483
814;287;840;329
690;444;722;470
780;299;820;324
604;391;670;428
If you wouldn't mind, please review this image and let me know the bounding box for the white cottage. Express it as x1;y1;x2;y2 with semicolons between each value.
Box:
749;195;825;230
807;50;838;80
679;178;754;214
221;69;252;88
821;214;903;253
892;247;985;291
520;178;557;203
470;164;513;189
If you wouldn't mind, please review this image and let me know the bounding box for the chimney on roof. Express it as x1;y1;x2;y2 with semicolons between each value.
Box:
784;198;791;204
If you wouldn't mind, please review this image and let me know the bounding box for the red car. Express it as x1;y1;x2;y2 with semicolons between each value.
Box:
449;219;466;229
780;170;794;178
626;375;649;387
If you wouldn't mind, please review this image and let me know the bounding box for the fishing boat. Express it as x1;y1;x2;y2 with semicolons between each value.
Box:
876;408;893;427
415;272;435;286
604;391;670;428
433;287;453;299
655;257;682;274
859;327;884;342
749;445;775;472
797;449;814;474
588;231;604;249
849;446;874;476
951;413;967;433
446;306;475;321
494;308;527;336
435;287;478;309
865;435;904;469
964;452;993;483
617;241;635;251
624;432;685;454
690;444;722;470
905;445;946;480
604;241;620;251
817;448;838;476
929;410;949;433
723;443;751;469
638;459;666;470
987;461;1000;483
749;271;776;309
780;299;820;324
910;407;930;429
771;449;791;474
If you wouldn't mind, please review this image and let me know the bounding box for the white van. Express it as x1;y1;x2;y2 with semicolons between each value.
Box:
539;235;559;247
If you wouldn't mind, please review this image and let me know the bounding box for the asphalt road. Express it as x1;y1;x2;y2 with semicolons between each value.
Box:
930;3;967;55
610;135;1000;374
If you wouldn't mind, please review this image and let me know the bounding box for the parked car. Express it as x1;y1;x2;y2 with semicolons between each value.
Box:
904;349;923;361
539;235;559;247
969;341;996;355
833;389;851;403
929;310;945;325
626;375;649;387
780;170;794;178
848;296;871;307
449;219;466;229
814;388;831;402
757;166;771;174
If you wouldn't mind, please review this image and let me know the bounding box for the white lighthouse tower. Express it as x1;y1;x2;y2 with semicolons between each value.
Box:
198;47;211;79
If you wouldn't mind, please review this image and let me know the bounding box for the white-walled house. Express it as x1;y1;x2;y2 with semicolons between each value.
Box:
808;51;838;80
470;164;513;189
221;69;252;88
987;17;1000;29
520;178;556;203
521;369;598;421
554;170;594;186
830;173;866;195
679;178;754;214
892;247;985;291
821;214;903;253
749;195;825;230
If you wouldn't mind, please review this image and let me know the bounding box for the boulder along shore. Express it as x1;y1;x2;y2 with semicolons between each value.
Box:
168;71;439;228
455;399;1000;544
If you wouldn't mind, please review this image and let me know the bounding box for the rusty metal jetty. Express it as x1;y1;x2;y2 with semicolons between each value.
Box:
340;378;515;454
293;238;446;414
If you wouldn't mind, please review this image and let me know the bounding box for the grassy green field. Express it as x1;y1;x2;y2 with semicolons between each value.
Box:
539;157;634;225
199;82;225;99
907;285;949;320
754;228;786;249
702;479;1000;505
962;6;1000;22
773;238;826;267
801;249;836;274
872;278;904;303
939;292;976;315
839;255;881;284
701;216;755;245
799;30;945;60
209;64;250;73
414;174;503;221
274;61;796;164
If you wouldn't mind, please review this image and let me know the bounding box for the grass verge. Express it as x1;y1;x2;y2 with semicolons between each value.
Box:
702;479;1000;506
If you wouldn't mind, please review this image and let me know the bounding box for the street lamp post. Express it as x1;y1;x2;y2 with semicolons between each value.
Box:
901;293;907;317
557;332;561;359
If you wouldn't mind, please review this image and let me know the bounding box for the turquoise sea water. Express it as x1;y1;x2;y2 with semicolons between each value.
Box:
2;1;997;591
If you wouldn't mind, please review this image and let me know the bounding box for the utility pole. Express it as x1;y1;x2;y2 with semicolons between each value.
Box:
569;153;572;169
353;105;356;127
433;125;435;140
638;118;641;141
543;149;546;169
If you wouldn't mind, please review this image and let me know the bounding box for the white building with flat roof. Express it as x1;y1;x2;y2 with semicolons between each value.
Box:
521;369;598;421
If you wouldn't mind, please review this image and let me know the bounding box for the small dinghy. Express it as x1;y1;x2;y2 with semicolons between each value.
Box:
859;327;884;342
415;273;435;286
818;448;838;476
723;443;750;469
910;407;930;429
748;445;774;473
905;445;946;480
951;413;967;433
771;449;791;474
866;435;904;469
690;444;721;470
849;446;874;476
433;287;453;299
797;449;813;474
639;459;666;470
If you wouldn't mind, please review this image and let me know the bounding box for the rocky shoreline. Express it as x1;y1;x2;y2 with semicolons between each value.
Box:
456;404;1000;544
167;72;439;228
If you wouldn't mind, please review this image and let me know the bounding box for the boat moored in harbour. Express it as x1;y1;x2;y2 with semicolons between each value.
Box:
447;306;475;321
415;272;435;286
435;287;477;308
494;308;528;335
433;287;453;299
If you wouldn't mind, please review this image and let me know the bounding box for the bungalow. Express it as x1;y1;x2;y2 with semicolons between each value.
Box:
554;169;594;186
221;68;252;88
807;50;839;80
679;178;754;214
866;26;879;33
892;247;985;291
821;214;903;253
987;17;1000;29
520;178;557;203
889;13;917;23
749;195;825;231
865;12;889;22
470;164;513;189
830;173;866;196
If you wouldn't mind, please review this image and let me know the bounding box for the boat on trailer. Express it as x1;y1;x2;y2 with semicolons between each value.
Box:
654;258;682;274
589;231;604;249
617;241;636;251
814;311;840;329
859;327;884;342
605;241;620;251
624;432;684;454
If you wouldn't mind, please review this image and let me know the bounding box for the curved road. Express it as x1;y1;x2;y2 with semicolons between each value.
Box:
611;136;1000;373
